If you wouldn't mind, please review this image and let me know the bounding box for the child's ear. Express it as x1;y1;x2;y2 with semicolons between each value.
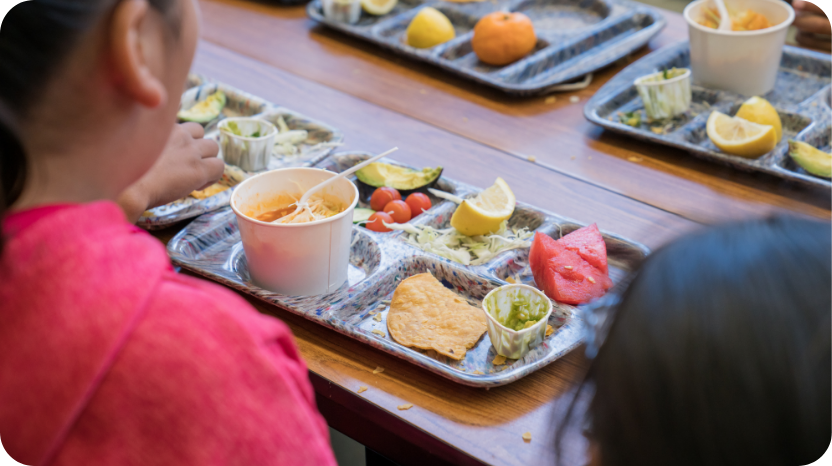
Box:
109;0;168;109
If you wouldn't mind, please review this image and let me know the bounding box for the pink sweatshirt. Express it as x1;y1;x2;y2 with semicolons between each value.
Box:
0;201;337;466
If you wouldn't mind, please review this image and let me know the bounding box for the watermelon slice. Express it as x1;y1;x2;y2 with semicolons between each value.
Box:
558;223;608;274
529;232;612;305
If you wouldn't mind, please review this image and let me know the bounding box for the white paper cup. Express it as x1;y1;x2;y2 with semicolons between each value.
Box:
230;167;358;296
635;68;692;120
684;0;794;96
219;117;277;172
322;0;361;24
482;284;553;359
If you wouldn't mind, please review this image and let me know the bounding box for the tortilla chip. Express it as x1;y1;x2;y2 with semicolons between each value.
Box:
190;164;248;199
357;386;368;394
387;273;487;360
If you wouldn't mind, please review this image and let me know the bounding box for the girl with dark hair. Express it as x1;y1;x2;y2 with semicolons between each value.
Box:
563;216;831;466
0;1;337;465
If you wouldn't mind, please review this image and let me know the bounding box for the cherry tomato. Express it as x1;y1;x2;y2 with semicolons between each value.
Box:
405;193;432;216
370;187;401;211
383;200;412;223
365;212;394;232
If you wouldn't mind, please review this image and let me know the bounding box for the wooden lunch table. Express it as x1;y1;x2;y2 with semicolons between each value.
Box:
151;2;832;465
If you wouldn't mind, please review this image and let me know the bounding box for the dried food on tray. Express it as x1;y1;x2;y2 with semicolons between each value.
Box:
387;273;487;360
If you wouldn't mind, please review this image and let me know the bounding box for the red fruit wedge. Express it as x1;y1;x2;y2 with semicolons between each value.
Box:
557;223;608;274
529;232;612;305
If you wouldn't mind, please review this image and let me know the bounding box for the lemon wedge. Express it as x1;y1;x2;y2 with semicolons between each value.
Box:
361;0;397;15
735;96;782;142
406;7;455;49
706;111;777;158
450;178;516;236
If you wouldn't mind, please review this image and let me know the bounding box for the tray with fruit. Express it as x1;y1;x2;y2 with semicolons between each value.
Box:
584;41;832;190
307;0;665;95
137;77;345;230
166;151;649;387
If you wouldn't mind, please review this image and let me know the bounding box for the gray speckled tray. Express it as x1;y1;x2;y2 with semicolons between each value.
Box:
307;0;665;95
137;79;344;230
166;152;649;387
584;41;832;190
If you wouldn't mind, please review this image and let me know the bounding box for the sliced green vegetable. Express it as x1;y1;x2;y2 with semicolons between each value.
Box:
353;208;376;224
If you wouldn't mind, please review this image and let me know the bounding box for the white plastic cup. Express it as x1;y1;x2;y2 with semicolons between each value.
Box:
230;167;358;296
634;68;692;120
482;284;553;359
219;117;277;172
684;0;794;96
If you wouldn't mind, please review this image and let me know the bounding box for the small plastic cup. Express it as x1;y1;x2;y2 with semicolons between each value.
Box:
219;117;277;172
684;0;794;96
482;284;553;359
322;0;361;24
230;167;358;296
634;68;692;120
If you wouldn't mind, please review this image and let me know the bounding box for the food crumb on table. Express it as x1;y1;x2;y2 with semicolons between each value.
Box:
373;366;385;375
570;156;576;160
570;96;580;103
398;404;414;410
462;117;468;122
492;354;507;366
523;432;532;443
527;155;536;163
420;89;428;95
545;96;557;104
628;156;644;162
357;386;368;394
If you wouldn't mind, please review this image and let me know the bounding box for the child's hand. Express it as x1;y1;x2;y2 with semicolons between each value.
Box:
793;0;831;51
118;123;223;223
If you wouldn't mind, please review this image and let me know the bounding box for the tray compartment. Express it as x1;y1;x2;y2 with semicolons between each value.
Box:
496;10;657;85
373;5;480;50
776;122;831;180
395;197;547;266
354;0;427;27
316;152;470;231
513;0;611;32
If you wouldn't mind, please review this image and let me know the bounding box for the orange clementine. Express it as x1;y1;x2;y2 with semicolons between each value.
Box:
471;12;536;66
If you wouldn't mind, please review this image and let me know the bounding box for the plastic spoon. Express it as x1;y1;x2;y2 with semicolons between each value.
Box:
713;0;732;31
279;147;399;222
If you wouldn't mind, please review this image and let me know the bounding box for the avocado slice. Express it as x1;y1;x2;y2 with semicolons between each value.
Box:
789;140;831;178
356;162;442;190
177;91;227;124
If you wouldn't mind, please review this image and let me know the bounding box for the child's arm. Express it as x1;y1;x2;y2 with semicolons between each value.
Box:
118;123;224;222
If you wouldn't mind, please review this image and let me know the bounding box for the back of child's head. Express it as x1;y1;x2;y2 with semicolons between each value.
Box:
0;0;195;241
567;216;831;466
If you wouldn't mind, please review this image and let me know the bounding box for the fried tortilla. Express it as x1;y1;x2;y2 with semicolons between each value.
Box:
387;273;487;360
190;164;247;200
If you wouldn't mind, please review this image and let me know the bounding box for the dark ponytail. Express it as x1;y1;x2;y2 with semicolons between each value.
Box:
0;0;176;248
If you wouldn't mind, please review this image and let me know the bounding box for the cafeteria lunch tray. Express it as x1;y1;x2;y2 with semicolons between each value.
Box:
307;0;666;95
137;77;345;230
585;41;832;191
167;152;649;387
